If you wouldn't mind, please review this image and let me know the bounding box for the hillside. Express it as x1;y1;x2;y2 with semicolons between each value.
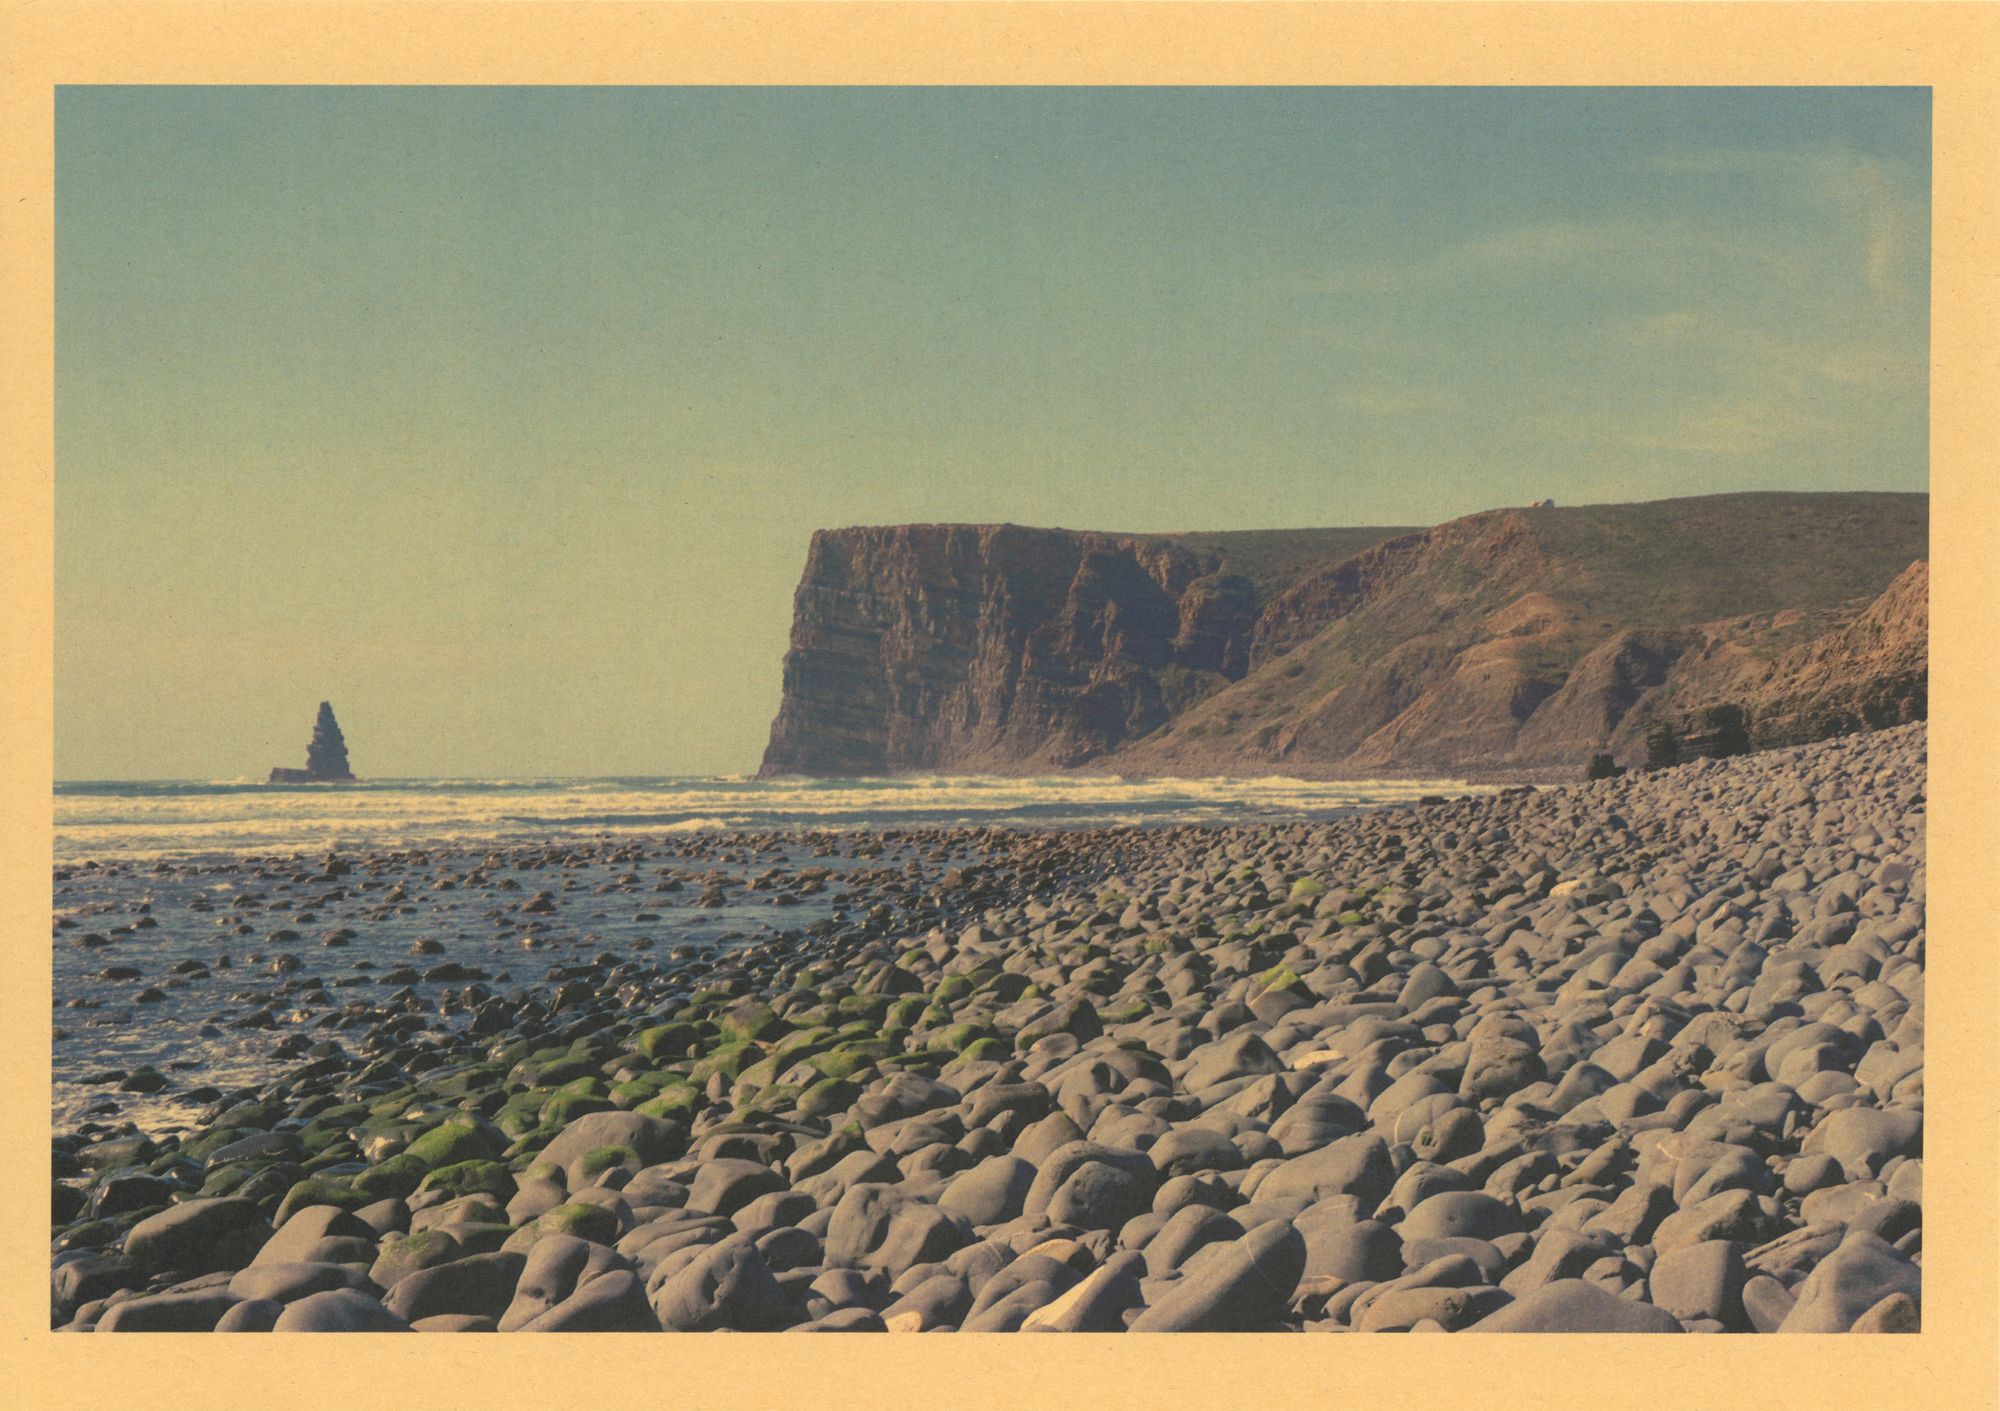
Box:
759;493;1927;780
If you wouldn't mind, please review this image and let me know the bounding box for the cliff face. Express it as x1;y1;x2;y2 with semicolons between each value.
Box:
759;524;1277;775
760;493;1928;780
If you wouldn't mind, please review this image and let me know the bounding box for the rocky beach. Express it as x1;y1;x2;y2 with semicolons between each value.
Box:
51;723;1924;1333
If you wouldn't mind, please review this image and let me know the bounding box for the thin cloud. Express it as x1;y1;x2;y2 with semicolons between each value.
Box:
1619;393;1844;459
1520;307;1918;465
1652;147;1919;301
1622;309;1921;395
1302;216;1795;297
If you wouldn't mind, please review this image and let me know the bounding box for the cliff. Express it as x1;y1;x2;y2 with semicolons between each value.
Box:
758;523;1409;775
759;492;1927;780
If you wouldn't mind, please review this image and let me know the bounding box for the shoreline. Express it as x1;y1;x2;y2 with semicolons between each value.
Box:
52;724;1925;1333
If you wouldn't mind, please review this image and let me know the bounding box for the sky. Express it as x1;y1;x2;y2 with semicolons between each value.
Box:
55;86;1930;779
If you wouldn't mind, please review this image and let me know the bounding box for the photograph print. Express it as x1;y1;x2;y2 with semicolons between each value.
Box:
51;85;1928;1335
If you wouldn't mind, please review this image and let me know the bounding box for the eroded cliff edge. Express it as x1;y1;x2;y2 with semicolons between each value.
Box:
758;493;1927;780
758;523;1405;774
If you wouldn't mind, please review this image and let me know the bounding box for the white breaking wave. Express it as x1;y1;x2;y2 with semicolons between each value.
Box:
53;773;1488;861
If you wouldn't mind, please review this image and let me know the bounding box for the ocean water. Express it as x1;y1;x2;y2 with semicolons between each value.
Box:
54;773;1483;862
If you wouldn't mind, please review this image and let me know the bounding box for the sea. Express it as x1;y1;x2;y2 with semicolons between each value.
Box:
54;773;1480;863
51;773;1481;1133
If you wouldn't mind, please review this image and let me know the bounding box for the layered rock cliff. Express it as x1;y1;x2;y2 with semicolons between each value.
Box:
760;492;1927;780
758;524;1399;774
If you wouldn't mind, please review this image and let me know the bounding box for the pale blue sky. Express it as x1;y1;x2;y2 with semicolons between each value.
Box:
56;87;1929;778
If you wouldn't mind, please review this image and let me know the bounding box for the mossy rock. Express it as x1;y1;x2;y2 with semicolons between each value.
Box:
342;1119;415;1158
1099;999;1151;1024
495;1100;552;1141
197;1162;257;1197
55;1218;125;1249
951;1036;1011;1066
796;1076;861;1119
733;1054;787;1092
538;1091;614;1127
299;1124;355;1156
352;1152;431;1201
885;997;927;1030
885;1051;945;1077
1336;911;1369;927
932;1022;999;1053
636;1022;700;1062
1254;962;1309;998
274;1175;370;1225
687;986;733;1007
770;1026;836;1064
1288;877;1328;901
416;1159;516;1200
370;1227;462;1285
504;1128;560;1162
634;1086;701;1121
748;1086;798;1115
719;1000;783;1044
835;995;890;1022
689;1042;762;1086
576;1145;641;1182
811;1040;894;1082
405;1116;504;1169
427;1062;509;1099
611;1075;673;1108
511;1054;602;1090
209;1099;286;1130
180;1128;252;1164
932;974;974;1006
555;1075;610;1099
301;1143;363;1174
547;1200;621;1241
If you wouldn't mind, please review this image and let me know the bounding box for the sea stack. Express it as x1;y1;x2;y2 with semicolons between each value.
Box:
268;701;356;783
